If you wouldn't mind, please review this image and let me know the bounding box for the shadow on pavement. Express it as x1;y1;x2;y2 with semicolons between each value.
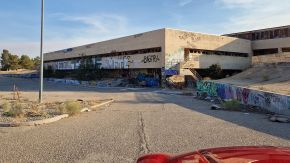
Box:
1;77;290;141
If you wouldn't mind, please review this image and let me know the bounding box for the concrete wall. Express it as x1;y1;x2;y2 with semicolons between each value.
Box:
183;53;251;69
252;52;290;64
252;37;290;52
164;29;252;73
197;80;290;115
44;29;165;69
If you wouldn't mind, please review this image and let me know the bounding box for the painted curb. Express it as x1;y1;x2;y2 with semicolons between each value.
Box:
90;99;114;109
80;107;91;112
0;114;69;127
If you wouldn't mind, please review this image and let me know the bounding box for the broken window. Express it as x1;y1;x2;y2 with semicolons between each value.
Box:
189;48;248;57
253;48;279;56
282;47;290;52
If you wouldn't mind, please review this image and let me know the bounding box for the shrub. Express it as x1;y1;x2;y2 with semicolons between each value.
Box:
3;102;25;117
64;101;81;115
26;103;45;117
57;104;66;114
222;100;241;111
1;101;11;113
262;75;269;81
207;64;224;79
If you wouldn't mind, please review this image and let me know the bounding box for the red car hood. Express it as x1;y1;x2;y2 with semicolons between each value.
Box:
137;146;290;163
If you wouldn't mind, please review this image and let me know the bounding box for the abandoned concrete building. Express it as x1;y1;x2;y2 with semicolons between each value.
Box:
44;26;290;86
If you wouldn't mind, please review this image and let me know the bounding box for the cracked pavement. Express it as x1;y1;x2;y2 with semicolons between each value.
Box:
0;77;290;162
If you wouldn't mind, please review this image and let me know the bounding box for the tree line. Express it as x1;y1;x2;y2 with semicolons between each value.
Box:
0;49;40;71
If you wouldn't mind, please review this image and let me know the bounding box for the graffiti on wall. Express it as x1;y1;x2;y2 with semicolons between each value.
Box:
197;81;290;113
196;81;218;96
99;57;130;69
142;55;160;63
165;48;184;71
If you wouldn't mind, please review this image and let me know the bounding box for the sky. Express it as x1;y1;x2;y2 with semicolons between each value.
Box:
1;0;290;57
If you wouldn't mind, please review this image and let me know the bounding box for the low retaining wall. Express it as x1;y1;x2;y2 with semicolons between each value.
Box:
46;78;81;85
197;81;290;115
0;74;39;78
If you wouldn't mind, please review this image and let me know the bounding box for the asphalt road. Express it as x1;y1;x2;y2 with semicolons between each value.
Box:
0;76;290;162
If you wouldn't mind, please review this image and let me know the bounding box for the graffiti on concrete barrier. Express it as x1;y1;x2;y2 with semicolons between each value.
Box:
196;81;218;96
288;98;290;110
142;55;160;63
197;81;290;113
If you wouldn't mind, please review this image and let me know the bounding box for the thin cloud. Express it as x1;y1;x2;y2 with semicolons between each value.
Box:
1;13;148;57
178;0;193;6
216;0;290;33
217;0;256;8
56;13;128;35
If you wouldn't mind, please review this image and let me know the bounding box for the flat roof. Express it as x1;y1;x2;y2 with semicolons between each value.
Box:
224;25;290;35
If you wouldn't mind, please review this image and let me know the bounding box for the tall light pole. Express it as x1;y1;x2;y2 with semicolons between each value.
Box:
39;0;44;103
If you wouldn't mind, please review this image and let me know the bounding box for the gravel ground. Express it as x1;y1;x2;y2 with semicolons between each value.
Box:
0;76;290;162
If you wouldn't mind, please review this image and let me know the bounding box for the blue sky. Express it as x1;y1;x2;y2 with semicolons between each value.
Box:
1;0;290;57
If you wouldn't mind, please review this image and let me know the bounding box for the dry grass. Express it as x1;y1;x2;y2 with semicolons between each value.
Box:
3;101;25;117
222;100;241;111
64;101;81;115
1;100;11;113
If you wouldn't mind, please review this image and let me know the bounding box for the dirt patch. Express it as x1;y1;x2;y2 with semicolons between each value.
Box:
218;63;290;95
0;98;106;123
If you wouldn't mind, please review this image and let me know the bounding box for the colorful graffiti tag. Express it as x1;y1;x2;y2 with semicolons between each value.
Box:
197;81;290;114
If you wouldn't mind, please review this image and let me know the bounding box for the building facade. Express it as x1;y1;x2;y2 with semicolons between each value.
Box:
44;28;254;84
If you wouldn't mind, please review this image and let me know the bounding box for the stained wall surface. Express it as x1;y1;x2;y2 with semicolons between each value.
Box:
44;29;165;69
164;29;252;72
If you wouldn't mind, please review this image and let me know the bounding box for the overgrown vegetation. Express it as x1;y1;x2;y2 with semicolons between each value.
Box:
44;57;107;81
1;100;11;113
222;100;241;111
0;49;40;71
63;101;81;115
76;57;104;81
2;101;24;117
262;75;269;81
206;64;224;80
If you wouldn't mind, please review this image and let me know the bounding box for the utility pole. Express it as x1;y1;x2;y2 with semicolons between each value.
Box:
39;0;44;103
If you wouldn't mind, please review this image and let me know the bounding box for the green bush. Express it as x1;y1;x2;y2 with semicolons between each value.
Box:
262;75;269;81
3;102;25;117
64;101;81;115
222;100;241;111
1;101;11;113
207;64;224;79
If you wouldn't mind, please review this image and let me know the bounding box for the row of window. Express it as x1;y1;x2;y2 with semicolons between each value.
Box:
188;49;249;57
46;47;162;62
253;47;290;56
253;48;279;56
101;47;162;57
227;27;290;41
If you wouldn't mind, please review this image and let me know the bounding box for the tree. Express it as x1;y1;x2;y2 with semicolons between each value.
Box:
19;55;34;69
76;57;104;81
9;55;20;70
32;56;40;69
207;64;224;79
1;49;11;70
